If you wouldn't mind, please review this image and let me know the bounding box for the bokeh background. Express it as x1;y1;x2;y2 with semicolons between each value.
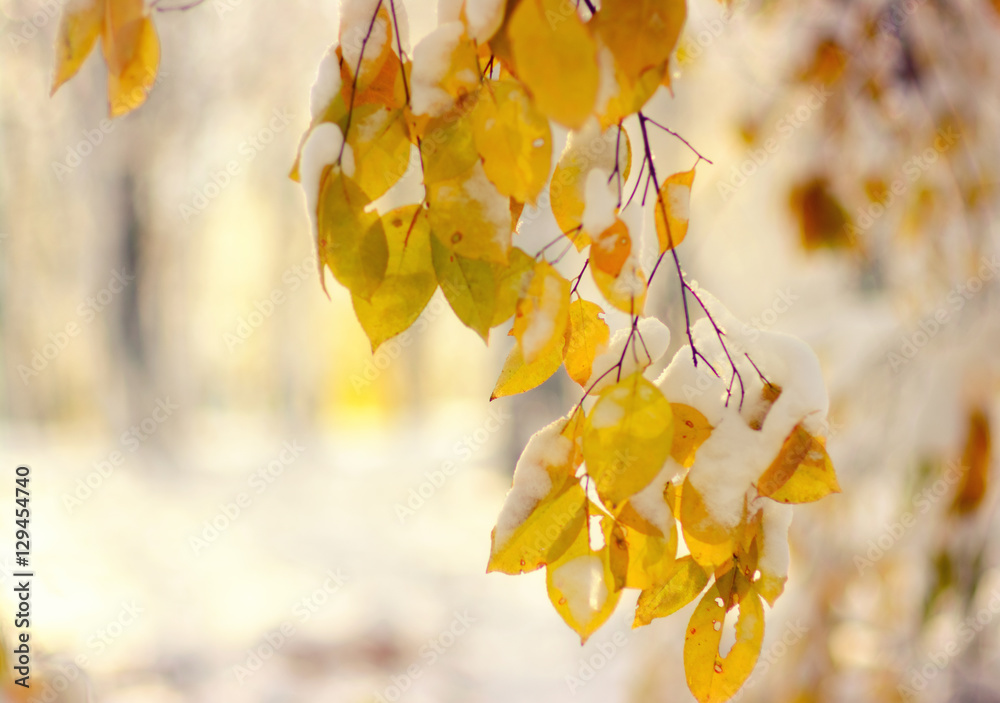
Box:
1;0;999;701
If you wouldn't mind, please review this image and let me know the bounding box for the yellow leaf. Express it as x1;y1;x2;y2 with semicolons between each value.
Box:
508;0;600;129
670;403;713;467
491;339;565;399
431;236;497;341
550;124;631;248
546;508;625;643
512;261;571;364
492;247;536;327
633;556;710;627
952;408;991;515
472;80;553;203
318;171;388;300
51;0;104;95
102;0;159;117
340;4;398;97
654;168;695;252
351;206;437;351
564;299;610;387
429;161;513;264
593;0;686;86
615;501;679;589
410;23;480;117
488;476;588;575
583;373;674;510
596;54;666;129
346;104;413;200
590;219;647;314
684;572;765;703
678;477;737;569
757;425;841;504
421;111;480;185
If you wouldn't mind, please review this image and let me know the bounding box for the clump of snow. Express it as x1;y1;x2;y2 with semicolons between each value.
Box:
464;0;506;42
560;119;628;183
462;161;511;246
550;555;608;625
493;418;573;548
629;462;681;534
410;22;466;116
582;168;617;236
520;275;563;361
586;317;671;393
756;500;792;579
340;0;390;76
310;45;343;121
655;345;729;426
341;143;356;178
593;45;619;117
300;123;345;242
667;182;691;223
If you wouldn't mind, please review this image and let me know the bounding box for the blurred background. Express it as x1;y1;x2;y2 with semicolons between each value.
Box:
0;0;999;701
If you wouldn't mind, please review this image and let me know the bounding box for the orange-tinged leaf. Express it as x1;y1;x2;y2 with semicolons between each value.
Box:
508;0;600;129
472;80;553;203
596;55;666;129
318;171;388;300
634;556;710;627
428;161;513;264
593;0;686;89
952;408;991;515
103;3;159;118
757;425;840;504
590;219;647;314
491;339;565;399
546;507;625;643
654;168;695;252
351;206;437;351
583;373;674;511
512;261;571;364
340;4;398;98
670;403;713;467
564;299;610;387
51;0;104;94
488;475;588;575
684;575;765;703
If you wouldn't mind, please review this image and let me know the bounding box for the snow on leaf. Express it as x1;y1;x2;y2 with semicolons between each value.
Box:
583;373;674;511
757;424;841;504
51;0;104;95
546;508;625;643
595;45;666;129
564;300;610;387
491;247;536;328
472;80;553;203
633;555;710;627
410;21;480;117
655;168;696;253
491;336;565;399
346;103;413;200
507;0;600;130
489;418;585;574
585;316;670;393
551;122;631;249
684;572;765;703
428;161;513;264
591;218;647;314
317;171;388;300
340;1;397;97
512;261;571;364
463;0;507;43
678;476;738;569
351;206;437;351
102;0;159;117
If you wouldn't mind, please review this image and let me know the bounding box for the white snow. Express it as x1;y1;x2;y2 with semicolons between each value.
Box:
628;462;681;534
340;0;390;77
588;392;626;429
492;418;573;549
310;45;343;121
756;500;793;579
464;0;506;42
667;182;691;223
550;555;608;625
300;123;345;242
582;168;617;236
410;22;466;116
586;317;671;393
520;275;563;361
594;45;619;117
463;161;511;247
